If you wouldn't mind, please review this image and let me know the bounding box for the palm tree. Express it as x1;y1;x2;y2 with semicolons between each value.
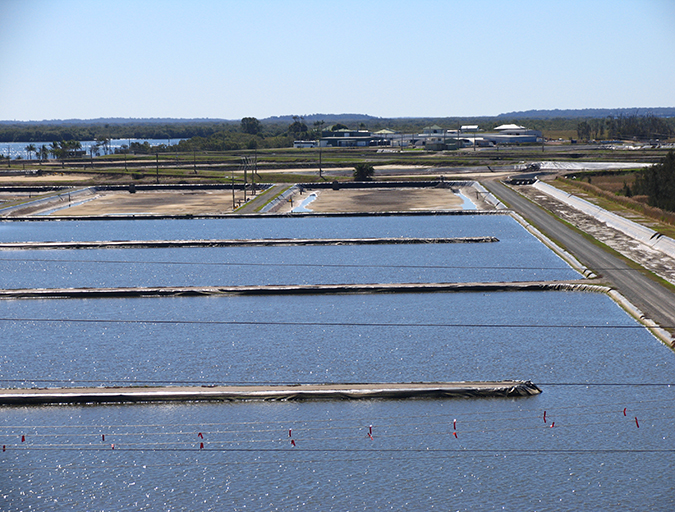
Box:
37;145;49;162
49;142;62;160
25;144;36;160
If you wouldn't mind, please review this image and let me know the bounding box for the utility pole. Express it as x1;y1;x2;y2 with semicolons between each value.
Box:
254;148;258;192
243;156;248;203
156;153;159;184
231;165;236;210
251;154;256;194
541;131;545;153
317;120;324;178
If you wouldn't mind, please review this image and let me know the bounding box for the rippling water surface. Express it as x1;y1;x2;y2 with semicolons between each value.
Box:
0;214;673;511
2;213;514;242
0;214;579;288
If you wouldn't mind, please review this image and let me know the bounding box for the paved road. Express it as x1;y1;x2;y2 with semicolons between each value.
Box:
483;180;675;336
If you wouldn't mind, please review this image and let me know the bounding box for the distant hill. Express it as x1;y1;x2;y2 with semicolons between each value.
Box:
0;118;234;126
0;115;382;126
497;108;675;119
262;113;380;123
3;109;674;127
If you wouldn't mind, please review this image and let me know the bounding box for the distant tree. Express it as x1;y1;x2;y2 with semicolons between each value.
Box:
48;142;61;159
634;150;675;212
96;136;111;154
288;116;308;138
577;121;591;140
129;141;152;154
353;163;374;181
24;144;36;160
605;113;674;140
49;140;82;160
37;145;49;162
241;117;262;135
331;123;349;131
313;120;325;139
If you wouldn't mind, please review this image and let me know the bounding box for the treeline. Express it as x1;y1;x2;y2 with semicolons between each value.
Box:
124;117;317;153
576;114;674;141
0;121;238;143
633;150;675;212
2;115;673;148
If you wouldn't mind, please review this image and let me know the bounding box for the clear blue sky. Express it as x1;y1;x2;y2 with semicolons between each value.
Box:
1;0;673;121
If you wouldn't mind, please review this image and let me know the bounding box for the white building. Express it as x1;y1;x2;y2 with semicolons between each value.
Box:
484;124;542;144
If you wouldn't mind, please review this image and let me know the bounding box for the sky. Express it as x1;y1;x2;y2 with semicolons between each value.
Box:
1;0;673;121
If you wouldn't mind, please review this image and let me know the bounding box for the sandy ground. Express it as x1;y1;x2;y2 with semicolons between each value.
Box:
7;184;493;217
275;187;491;213
0;173;97;183
32;190;251;216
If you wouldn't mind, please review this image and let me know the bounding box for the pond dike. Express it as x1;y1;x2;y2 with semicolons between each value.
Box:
0;281;607;299
0;381;541;406
0;236;497;250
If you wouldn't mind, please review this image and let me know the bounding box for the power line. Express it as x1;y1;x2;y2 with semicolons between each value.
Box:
1;378;673;387
5;449;674;472
2;396;671;437
2;395;671;430
4;447;674;454
0;255;632;272
0;317;664;329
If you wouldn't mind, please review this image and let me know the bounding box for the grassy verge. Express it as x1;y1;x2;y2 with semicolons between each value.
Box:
554;176;675;238
252;185;291;213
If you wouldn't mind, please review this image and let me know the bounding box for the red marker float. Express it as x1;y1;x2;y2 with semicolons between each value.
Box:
200;442;204;449
623;408;627;416
635;417;640;428
368;432;374;441
198;432;204;439
550;422;555;428
102;434;105;442
288;429;292;438
291;439;296;447
111;444;115;450
453;432;458;439
453;419;456;431
543;411;547;424
21;435;25;443
369;425;373;436
2;445;5;452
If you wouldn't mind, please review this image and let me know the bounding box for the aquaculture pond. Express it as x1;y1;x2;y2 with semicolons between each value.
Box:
0;213;672;511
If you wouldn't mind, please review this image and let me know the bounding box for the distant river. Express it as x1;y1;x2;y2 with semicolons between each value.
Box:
1;138;186;160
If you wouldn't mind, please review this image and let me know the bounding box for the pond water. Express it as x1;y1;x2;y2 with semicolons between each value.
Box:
0;213;673;511
0;291;668;387
0;214;579;289
2;213;507;243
